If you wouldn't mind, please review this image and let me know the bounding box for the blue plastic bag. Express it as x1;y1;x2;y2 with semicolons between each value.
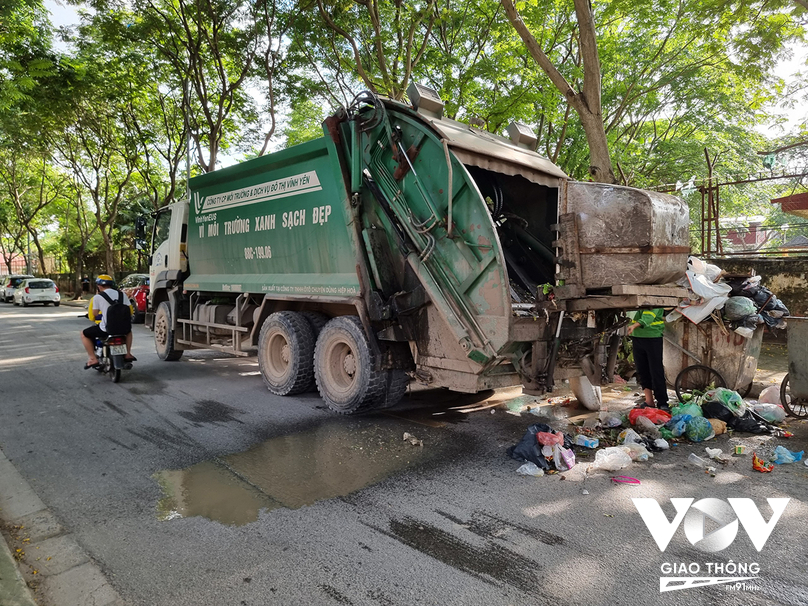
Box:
665;414;692;437
773;445;804;464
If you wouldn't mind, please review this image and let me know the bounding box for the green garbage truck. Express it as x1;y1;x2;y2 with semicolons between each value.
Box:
144;85;689;414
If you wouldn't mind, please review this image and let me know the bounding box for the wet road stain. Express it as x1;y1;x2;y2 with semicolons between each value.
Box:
177;399;245;425
128;426;197;450
103;401;128;417
436;510;564;546
366;516;541;594
318;584;354;605
155;420;437;526
103;437;135;451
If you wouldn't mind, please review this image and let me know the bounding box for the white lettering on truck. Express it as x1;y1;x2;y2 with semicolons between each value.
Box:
312;205;332;225
224;217;250;235
254;214;276;232
282;209;306;230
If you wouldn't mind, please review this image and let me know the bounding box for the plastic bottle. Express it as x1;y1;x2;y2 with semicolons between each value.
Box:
688;453;716;476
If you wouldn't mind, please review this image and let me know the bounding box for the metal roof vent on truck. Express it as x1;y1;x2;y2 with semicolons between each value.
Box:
406;82;444;119
506;122;538;151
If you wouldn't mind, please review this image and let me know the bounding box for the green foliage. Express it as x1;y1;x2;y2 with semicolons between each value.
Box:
281;100;326;148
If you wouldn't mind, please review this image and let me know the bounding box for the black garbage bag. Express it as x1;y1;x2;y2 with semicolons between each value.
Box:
727;277;753;297
506;423;572;470
728;411;769;434
702;400;734;423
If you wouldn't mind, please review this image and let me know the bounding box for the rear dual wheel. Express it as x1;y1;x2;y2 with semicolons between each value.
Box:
314;316;407;414
257;312;408;413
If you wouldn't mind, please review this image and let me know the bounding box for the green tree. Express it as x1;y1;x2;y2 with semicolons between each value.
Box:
281;100;326;148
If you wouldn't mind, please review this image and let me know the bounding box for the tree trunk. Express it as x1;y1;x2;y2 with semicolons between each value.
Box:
579;110;616;183
501;0;616;183
28;229;47;276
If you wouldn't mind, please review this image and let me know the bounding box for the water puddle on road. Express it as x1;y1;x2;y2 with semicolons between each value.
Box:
155;420;437;526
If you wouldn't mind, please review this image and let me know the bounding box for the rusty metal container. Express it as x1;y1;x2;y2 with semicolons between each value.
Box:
663;320;763;392
559;183;690;289
786;317;808;398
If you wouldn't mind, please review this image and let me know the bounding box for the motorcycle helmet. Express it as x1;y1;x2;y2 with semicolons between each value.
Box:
96;274;115;287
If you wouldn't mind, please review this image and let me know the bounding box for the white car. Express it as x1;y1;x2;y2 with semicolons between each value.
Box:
13;278;61;307
2;274;34;302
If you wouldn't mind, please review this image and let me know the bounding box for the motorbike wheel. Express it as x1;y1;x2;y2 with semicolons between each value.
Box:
111;366;121;383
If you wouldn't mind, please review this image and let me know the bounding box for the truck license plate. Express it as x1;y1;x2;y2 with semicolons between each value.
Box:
110;345;127;356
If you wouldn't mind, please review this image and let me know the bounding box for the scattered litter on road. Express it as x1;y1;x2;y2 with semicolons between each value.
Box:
516;462;544;476
592;447;632;471
773;445;804;464
574;435;599;448
688;453;716;475
610;476;640;485
403;432;423;447
752;452;774;473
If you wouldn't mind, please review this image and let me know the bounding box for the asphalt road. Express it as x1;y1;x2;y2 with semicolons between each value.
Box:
1;303;808;606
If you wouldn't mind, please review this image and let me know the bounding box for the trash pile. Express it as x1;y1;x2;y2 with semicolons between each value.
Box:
668;256;789;335
507;423;576;476
507;386;796;476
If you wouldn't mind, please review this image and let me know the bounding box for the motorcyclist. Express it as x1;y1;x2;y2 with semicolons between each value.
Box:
80;274;136;369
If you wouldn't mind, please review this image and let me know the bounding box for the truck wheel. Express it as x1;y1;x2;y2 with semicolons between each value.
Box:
314;316;386;414
258;311;315;396
155;301;183;361
301;311;329;337
376;370;409;409
300;312;329;391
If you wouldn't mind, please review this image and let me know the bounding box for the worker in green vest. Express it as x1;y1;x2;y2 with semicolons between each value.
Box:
627;308;669;411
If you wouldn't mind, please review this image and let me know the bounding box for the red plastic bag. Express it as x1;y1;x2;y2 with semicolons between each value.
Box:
537;431;564;446
629;407;672;426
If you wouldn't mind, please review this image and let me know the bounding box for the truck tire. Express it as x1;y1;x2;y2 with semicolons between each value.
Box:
314;316;387;414
258;311;315;396
301;311;329;337
376;370;409;409
155;301;183;361
300;312;329;391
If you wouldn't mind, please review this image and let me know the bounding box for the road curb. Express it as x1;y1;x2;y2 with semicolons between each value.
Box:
0;525;37;606
0;448;124;606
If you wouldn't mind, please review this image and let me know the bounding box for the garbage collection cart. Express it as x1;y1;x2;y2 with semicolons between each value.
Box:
662;319;764;401
780;317;808;418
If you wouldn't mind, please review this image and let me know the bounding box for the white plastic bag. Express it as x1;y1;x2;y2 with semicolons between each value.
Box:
623;442;652;461
654;438;670;450
635;415;662;438
599;411;623;428
592;446;632;471
759;385;781;405
752;403;786;423
618;428;644;446
516;462;544;476
553;444;576;471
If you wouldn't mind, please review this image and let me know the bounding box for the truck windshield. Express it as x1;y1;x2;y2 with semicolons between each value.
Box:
152;209;172;253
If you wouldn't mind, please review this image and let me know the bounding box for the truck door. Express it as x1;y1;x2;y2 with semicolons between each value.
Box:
149;202;188;294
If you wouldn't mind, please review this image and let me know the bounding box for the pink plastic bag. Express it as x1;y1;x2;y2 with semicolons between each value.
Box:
537;431;564;446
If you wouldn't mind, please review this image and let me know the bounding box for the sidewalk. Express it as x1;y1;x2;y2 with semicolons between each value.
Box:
0;530;37;606
0;449;124;606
